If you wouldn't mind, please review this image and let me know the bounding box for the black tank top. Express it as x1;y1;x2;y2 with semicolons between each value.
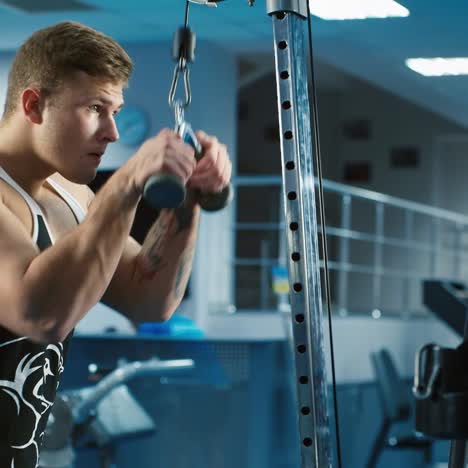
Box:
0;167;85;468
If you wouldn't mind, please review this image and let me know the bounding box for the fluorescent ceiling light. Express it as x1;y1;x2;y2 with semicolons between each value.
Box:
406;58;468;76
309;0;410;20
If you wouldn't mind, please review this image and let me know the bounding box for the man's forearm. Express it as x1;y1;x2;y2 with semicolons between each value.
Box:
130;194;200;321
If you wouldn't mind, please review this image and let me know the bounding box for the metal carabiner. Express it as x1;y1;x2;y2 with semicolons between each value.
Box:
168;58;192;111
174;100;185;128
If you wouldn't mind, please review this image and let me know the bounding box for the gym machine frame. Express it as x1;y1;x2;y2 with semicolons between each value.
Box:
265;1;333;467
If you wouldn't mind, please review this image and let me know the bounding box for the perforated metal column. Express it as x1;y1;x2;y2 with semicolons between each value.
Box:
267;5;333;468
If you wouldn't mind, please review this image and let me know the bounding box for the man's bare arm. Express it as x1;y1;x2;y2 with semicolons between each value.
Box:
101;193;200;323
0;168;140;343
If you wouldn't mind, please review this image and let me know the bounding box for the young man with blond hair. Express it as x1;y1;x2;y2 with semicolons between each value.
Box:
0;21;232;467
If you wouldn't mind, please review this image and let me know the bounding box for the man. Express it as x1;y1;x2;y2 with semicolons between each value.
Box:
0;21;232;467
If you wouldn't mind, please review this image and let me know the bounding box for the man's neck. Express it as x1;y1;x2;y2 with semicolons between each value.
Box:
0;118;53;198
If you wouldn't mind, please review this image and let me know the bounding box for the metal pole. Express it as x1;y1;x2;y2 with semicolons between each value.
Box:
430;218;440;276
403;210;414;318
278;200;290;312
267;1;333;466
373;203;384;313
338;195;351;316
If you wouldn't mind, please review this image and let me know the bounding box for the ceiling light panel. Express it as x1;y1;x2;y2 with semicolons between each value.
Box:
406;58;468;77
309;0;410;20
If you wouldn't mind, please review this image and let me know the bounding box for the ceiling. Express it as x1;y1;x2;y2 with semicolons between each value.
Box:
0;0;467;127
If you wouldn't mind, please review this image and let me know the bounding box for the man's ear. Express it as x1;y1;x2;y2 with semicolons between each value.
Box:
21;88;45;124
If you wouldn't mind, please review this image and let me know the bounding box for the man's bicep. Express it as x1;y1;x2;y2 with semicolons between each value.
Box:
0;201;42;333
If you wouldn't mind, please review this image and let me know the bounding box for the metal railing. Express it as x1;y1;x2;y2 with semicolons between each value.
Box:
233;175;468;317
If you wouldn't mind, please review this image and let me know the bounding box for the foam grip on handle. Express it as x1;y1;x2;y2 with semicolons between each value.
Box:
178;122;233;212
143;173;186;209
196;183;233;212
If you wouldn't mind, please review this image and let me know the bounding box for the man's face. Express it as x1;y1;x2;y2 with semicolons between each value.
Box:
36;71;124;184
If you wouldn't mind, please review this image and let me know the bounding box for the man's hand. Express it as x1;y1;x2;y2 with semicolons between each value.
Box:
187;131;232;194
129;128;197;195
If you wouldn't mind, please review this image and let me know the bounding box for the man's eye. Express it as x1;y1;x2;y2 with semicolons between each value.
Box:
90;104;100;112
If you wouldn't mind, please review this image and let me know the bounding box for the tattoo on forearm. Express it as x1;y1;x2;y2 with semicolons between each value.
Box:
146;251;165;270
137;203;196;277
138;214;171;275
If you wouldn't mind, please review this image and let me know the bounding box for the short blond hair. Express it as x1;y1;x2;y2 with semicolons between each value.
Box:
4;21;133;117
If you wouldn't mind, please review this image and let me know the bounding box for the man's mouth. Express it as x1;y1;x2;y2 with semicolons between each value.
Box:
88;151;105;162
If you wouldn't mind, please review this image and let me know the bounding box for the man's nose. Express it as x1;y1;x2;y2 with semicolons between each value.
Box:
100;115;119;143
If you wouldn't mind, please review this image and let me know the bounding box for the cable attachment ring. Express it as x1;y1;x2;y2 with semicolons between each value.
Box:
169;59;192;110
